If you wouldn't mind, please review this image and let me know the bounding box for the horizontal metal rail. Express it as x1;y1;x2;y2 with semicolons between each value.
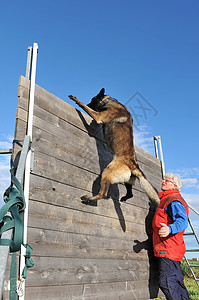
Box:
0;149;12;154
184;232;194;236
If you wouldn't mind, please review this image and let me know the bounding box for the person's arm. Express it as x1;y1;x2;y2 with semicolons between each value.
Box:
166;201;188;234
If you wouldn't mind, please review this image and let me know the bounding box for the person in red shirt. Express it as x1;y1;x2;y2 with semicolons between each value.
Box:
152;173;190;300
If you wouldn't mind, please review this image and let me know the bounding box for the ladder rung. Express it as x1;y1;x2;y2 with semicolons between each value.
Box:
0;149;12;154
189;264;199;268
184;232;194;236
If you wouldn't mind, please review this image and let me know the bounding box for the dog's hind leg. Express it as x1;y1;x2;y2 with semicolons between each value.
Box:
81;179;111;204
120;174;137;202
81;159;131;204
120;183;133;202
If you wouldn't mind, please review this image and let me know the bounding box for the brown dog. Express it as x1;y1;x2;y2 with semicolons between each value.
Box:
68;89;160;206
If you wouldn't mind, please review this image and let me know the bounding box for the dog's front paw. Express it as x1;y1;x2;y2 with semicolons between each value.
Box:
68;95;79;103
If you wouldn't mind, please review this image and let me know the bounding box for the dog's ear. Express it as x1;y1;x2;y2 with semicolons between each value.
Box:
98;88;105;97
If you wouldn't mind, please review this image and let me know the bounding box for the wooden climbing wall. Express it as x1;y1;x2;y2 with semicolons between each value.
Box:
4;76;164;299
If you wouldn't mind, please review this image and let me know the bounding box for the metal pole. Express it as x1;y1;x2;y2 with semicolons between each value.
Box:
26;42;38;139
188;218;199;245
25;47;32;80
153;135;165;178
157;135;165;177
19;43;38;299
153;137;159;160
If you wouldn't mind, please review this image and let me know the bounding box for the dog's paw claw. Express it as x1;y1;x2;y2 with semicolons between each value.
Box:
81;195;91;205
120;197;127;202
68;95;77;101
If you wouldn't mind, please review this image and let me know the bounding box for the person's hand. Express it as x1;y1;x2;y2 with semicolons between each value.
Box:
159;223;170;237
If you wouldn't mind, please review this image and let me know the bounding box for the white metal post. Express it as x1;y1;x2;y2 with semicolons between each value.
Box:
153;137;159;160
153;135;165;178
19;42;38;299
157;135;165;178
25;46;33;80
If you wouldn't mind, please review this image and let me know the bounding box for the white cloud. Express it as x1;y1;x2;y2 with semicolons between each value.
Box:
170;167;199;178
181;193;199;212
134;125;154;155
181;178;198;189
0;142;12;149
0;135;13;148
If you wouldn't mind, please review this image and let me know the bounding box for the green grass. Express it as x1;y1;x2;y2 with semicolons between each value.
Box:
181;259;199;300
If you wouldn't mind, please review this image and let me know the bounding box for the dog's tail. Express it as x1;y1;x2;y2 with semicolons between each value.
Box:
132;168;160;207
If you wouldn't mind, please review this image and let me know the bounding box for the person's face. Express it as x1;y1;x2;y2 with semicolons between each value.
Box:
161;177;176;191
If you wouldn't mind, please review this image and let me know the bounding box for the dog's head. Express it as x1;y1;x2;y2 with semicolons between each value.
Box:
87;88;108;111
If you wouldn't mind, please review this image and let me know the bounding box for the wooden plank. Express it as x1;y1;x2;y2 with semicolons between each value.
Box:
32;150;129;200
135;145;161;167
18;81;95;137
29;174;151;218
16;107;112;175
27;227;150;260
25;285;84;300
33;150;107;193
25;280;151;300
18;75;30;91
27;200;149;240
136;149;161;169
25;256;149;286
29;115;161;190
32;150;160;206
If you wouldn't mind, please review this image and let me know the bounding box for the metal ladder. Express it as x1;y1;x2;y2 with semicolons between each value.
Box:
154;135;199;289
184;205;199;288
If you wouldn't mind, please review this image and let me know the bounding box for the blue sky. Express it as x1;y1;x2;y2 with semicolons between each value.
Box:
0;1;199;256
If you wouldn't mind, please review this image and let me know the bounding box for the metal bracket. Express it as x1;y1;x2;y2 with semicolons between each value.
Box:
25;46;33;80
30;148;34;173
15;136;31;183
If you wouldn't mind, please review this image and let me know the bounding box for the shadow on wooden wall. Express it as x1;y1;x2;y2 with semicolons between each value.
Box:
76;110;126;233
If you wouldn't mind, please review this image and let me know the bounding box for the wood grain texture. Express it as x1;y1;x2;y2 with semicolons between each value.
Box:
3;76;164;300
